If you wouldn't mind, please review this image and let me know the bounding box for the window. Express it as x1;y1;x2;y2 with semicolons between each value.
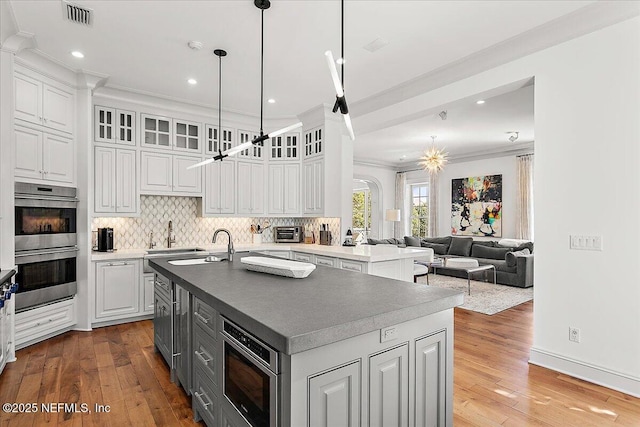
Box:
352;189;372;237
411;183;429;237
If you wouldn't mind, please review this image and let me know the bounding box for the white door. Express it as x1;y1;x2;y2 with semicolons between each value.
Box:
95;261;140;319
250;162;265;214
204;161;221;213
311;159;324;213
43;133;74;184
369;344;409;427
308;361;361;427
14;125;43;181
94;106;116;143
116;149;137;213
268;163;284;214
116;110;136;145
42;84;74;134
140;151;172;193
142;274;155;314
236;161;252;214
283;163;300;214
94;147;116;213
415;331;446;427
220;161;235;214
14;73;41;125
173;156;202;194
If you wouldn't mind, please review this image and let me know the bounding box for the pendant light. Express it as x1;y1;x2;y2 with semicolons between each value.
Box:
188;49;229;169
418;135;448;174
325;0;355;140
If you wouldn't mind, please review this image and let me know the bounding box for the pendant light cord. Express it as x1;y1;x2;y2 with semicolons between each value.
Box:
260;8;265;136
341;0;344;89
218;54;222;156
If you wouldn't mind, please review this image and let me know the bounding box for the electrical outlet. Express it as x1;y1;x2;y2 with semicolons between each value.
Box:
380;326;398;343
570;235;603;251
569;327;581;343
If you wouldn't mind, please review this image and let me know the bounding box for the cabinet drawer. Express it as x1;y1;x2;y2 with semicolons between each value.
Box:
155;273;171;300
193;297;216;336
339;259;366;273
193;324;217;386
314;255;337;268
193;365;218;427
292;252;314;263
15;298;75;348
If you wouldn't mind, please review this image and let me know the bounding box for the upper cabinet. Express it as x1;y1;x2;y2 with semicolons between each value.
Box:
94;147;137;215
15;124;74;186
14;70;75;135
304;126;323;158
94;106;135;145
140;151;202;196
237;129;264;160
141;114;201;153
270;132;300;160
205;125;234;155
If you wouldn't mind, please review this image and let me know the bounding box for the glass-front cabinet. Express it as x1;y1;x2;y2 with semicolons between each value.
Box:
270;132;299;160
205;125;234;155
174;119;201;153
141;113;172;149
238;129;263;160
94;106;135;145
304;126;323;158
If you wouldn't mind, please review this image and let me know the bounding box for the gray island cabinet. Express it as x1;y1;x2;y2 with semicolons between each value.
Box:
149;253;463;427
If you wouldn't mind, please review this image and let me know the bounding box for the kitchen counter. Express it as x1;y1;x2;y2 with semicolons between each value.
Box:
149;252;463;355
0;269;17;286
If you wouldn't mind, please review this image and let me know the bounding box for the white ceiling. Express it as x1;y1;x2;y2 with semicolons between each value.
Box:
7;0;598;165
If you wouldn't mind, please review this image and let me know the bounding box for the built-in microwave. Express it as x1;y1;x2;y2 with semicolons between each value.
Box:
273;226;304;243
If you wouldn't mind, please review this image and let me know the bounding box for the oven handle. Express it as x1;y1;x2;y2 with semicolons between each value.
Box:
15;246;79;258
15;194;79;203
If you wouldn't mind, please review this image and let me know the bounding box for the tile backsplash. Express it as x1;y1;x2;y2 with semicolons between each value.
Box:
92;196;341;249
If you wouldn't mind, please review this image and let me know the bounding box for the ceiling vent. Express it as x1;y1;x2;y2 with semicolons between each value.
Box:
62;1;93;26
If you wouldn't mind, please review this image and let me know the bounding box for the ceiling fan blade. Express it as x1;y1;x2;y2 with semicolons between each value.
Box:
343;113;355;141
186;157;216;170
324;50;344;97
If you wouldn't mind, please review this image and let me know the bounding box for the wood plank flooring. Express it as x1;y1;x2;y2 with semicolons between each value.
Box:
1;301;638;426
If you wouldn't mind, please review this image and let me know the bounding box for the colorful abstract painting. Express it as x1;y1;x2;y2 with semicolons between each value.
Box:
451;175;502;237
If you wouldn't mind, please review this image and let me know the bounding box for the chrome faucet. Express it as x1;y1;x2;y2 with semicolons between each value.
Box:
167;221;176;248
212;228;235;262
148;231;157;249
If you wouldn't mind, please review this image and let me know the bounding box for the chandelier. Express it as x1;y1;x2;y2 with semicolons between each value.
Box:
418;136;448;173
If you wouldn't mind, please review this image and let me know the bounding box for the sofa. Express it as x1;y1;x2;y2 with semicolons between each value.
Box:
403;236;534;288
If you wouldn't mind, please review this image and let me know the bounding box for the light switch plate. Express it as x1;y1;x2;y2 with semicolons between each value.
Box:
569;235;603;251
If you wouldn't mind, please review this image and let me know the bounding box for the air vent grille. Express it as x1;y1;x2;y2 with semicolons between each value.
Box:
63;1;92;26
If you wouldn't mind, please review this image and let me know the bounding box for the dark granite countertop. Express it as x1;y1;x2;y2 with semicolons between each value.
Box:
149;252;463;355
0;268;17;286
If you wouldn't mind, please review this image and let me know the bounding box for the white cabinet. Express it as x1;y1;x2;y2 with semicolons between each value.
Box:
15;71;74;134
303;158;324;215
268;163;300;215
94;106;135;145
236;161;265;215
142;273;155;314
308;360;361;427
174;119;201;153
304;126;323;158
292;252;314;263
415;331;447;427
237;129;264;159
15;298;76;349
140;152;202;195
94;147;137;214
15;124;74;185
369;344;409;427
203;160;235;214
270;132;299;160
95;260;140;320
141;113;172;149
205;125;234;154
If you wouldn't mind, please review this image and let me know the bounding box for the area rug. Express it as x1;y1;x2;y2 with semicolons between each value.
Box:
416;274;533;315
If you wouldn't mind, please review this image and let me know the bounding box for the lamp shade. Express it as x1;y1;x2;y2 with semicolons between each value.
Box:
385;209;401;222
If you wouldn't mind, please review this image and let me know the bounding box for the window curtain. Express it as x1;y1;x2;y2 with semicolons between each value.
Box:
428;172;439;237
516;154;534;240
394;172;406;239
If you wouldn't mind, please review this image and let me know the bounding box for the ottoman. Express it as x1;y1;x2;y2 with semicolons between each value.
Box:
445;258;479;268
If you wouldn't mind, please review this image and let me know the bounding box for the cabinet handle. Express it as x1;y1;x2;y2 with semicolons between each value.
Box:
195;350;212;365
194;391;211;408
194;311;209;324
343;264;360;272
108;262;128;266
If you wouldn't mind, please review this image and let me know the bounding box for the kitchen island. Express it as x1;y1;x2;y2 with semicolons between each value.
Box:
149;252;463;427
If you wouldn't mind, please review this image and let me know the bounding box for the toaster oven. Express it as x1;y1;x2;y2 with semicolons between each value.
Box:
274;226;304;243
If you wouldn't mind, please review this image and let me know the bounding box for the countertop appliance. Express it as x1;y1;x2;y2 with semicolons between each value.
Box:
273;226;304;243
14;183;78;311
222;317;279;427
97;228;114;252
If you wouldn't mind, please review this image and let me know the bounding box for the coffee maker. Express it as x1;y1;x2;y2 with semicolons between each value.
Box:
97;228;114;252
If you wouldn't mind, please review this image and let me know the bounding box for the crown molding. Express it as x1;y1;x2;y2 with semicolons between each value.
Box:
352;2;640;119
0;31;35;53
353;160;398;170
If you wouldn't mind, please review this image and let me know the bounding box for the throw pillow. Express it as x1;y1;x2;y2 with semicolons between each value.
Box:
367;238;382;245
447;237;473;256
404;236;421;247
420;242;449;255
505;248;531;267
471;244;513;260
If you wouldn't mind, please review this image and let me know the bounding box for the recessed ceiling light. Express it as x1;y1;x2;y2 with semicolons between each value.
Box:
267;98;276;104
476;100;485;105
71;51;84;58
187;78;197;85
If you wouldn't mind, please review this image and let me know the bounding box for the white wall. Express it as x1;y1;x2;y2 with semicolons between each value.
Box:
353;162;397;239
438;155;518;239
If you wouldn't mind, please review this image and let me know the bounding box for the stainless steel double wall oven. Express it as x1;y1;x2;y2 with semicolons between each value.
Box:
14;183;78;311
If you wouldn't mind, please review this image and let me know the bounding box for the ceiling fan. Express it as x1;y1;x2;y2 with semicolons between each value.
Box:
325;0;355;140
189;0;302;170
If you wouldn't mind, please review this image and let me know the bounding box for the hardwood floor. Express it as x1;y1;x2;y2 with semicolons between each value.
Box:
1;301;638;426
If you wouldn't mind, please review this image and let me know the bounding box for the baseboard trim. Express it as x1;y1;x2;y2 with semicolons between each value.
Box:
529;347;640;398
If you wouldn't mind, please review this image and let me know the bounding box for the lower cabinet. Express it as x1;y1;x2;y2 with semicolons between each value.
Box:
142;273;155;314
15;297;76;350
369;343;409;427
415;330;447;427
174;284;191;394
192;365;218;426
308;360;361;427
153;290;171;366
95;260;140;320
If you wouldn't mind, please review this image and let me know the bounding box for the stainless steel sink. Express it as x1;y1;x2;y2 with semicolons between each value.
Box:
143;247;209;272
167;255;226;266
